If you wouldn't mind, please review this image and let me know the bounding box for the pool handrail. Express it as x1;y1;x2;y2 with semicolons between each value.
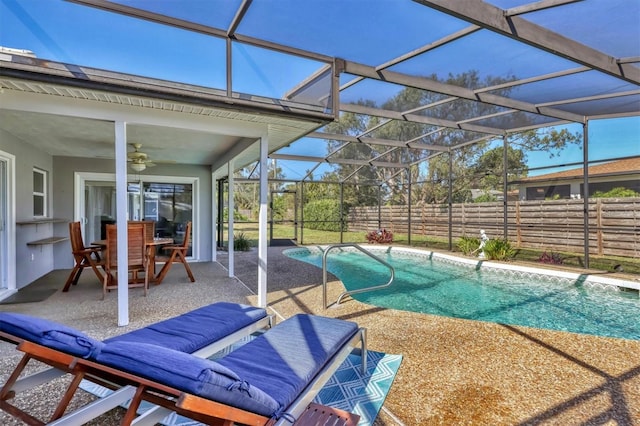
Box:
322;244;395;308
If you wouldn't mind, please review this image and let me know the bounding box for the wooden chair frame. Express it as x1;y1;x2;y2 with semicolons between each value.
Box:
155;221;195;284
129;220;157;281
102;223;149;299
62;221;104;292
0;321;363;426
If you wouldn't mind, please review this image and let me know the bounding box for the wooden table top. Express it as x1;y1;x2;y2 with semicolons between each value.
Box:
92;238;173;247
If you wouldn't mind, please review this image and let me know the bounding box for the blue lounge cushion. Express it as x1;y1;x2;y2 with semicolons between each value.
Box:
216;314;359;413
0;312;103;359
105;302;267;353
96;341;280;416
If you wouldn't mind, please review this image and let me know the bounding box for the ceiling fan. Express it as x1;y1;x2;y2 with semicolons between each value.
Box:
127;143;174;172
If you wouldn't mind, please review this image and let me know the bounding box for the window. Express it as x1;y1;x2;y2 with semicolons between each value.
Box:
143;182;193;256
33;168;47;217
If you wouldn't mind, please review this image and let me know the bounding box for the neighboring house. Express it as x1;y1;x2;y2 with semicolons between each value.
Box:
516;157;640;200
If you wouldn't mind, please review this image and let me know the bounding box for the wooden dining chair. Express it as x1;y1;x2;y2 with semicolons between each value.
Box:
141;220;157;280
128;220;155;243
155;221;195;284
129;220;157;280
63;222;104;292
102;223;149;299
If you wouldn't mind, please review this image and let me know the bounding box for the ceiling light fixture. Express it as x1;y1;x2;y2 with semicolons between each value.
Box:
130;162;146;172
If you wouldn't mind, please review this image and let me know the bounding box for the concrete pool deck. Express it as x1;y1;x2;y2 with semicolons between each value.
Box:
0;246;639;425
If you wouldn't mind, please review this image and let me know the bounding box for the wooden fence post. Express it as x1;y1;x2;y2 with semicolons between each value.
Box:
596;198;603;255
515;201;522;246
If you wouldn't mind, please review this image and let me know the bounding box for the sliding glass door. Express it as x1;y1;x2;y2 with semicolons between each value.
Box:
75;173;197;258
84;180;117;244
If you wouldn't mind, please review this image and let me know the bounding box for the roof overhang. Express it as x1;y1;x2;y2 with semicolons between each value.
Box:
0;54;332;174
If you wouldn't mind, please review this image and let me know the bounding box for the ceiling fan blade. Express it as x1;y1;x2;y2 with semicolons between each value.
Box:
126;143;175;165
127;152;147;160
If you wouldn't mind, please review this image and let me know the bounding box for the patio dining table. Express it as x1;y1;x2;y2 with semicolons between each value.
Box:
92;237;174;284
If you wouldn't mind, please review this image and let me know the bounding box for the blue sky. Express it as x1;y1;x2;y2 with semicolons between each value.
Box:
0;0;327;98
1;0;638;180
525;118;639;174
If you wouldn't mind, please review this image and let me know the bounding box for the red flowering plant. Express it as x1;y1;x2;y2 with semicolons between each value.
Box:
365;228;393;244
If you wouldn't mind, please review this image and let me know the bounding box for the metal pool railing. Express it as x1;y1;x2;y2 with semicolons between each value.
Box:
322;243;395;308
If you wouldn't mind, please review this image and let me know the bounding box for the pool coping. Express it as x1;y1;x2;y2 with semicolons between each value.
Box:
285;244;640;292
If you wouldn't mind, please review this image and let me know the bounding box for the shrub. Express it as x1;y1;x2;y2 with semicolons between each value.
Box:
303;199;345;232
592;187;640;198
538;251;563;265
223;209;249;221
457;235;480;255
366;229;393;244
483;239;514;261
474;193;498;203
233;232;252;251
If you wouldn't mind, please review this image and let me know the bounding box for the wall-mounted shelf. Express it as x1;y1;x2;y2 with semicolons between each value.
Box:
18;218;70;246
26;237;69;246
17;218;68;225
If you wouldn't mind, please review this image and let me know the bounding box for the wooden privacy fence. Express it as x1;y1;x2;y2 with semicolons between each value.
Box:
347;198;640;258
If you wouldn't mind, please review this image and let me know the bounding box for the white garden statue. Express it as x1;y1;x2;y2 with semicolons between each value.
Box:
477;229;489;259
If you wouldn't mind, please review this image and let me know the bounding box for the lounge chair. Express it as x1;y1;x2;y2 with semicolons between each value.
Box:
0;309;365;425
0;302;274;424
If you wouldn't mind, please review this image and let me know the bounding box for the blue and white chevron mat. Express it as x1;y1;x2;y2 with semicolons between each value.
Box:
313;350;402;425
79;338;401;426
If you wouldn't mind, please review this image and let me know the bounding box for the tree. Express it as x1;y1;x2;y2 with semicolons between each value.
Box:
323;71;521;206
320;70;583;207
510;128;582;158
472;145;527;191
228;160;288;220
322;100;385;208
419;144;486;204
301;172;341;204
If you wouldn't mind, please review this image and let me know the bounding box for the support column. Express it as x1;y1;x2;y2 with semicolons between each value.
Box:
582;121;590;269
340;183;344;244
227;160;234;277
211;172;218;262
258;134;268;308
114;121;129;326
503;135;508;239
448;150;453;250
217;180;224;248
300;182;305;245
377;185;382;229
407;170;412;245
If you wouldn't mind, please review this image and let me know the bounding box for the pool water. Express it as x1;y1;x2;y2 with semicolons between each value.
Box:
284;247;640;340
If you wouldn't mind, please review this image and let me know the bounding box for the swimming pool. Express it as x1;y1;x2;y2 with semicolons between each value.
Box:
284;246;640;340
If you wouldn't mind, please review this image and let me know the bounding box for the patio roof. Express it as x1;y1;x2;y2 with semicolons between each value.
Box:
0;0;638;183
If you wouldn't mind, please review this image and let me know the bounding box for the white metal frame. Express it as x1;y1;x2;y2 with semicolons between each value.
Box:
74;172;200;262
0;150;16;295
32;167;48;218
